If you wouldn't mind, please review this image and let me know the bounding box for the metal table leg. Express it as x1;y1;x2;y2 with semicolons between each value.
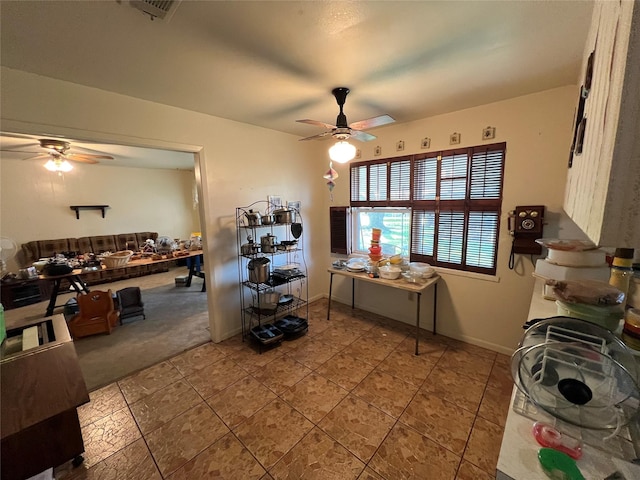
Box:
433;282;438;335
45;278;62;317
415;292;421;355
351;278;355;309
327;272;334;320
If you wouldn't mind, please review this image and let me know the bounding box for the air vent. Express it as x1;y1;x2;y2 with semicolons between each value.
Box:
130;0;181;21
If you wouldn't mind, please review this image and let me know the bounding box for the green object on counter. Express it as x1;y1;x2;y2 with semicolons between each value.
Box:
538;448;585;480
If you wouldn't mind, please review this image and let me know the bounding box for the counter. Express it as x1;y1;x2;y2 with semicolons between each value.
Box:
1;314;89;480
496;279;640;479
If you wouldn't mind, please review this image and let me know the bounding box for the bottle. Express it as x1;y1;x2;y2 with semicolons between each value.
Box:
609;248;635;306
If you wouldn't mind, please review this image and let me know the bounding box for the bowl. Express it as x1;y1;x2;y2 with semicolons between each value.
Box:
409;262;434;277
379;265;402;279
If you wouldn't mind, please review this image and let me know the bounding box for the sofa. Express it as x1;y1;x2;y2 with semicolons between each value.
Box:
20;232;172;286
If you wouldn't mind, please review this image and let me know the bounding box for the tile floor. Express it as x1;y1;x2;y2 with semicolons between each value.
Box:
55;299;512;480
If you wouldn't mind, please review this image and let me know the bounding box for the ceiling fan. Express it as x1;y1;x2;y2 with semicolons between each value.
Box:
297;87;395;143
1;137;114;172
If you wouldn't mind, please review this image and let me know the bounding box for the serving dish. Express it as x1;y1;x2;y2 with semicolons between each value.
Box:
379;265;402;279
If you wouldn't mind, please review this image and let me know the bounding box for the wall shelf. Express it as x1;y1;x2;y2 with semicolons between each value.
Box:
69;205;109;219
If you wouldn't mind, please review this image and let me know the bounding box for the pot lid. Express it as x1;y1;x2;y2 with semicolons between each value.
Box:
248;257;270;267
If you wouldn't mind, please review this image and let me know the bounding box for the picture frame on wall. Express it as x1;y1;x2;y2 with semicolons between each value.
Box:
267;195;282;210
287;200;301;214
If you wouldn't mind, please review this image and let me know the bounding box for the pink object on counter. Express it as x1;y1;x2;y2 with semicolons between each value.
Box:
532;422;583;460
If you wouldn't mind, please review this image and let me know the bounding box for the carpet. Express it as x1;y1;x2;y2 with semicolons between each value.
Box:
72;280;210;391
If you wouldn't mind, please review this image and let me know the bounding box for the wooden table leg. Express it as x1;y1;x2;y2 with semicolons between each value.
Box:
327;272;334;320
415;292;421;355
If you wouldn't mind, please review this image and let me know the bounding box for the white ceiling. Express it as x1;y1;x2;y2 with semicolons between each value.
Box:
0;0;594;167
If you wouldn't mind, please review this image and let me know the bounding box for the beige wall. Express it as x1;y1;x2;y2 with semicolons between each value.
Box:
324;86;588;353
1;67;586;353
1;159;198;270
0;66;328;344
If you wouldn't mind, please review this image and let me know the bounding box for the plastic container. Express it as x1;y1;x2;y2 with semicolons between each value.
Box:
378;265;402;279
555;300;624;332
609;248;634;306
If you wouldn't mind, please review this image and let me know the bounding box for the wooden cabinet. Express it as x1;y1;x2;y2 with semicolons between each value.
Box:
1;278;51;310
564;1;640;247
1;314;89;480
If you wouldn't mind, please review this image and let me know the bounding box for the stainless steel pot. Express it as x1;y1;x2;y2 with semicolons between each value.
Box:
241;242;260;255
274;208;294;224
260;233;277;245
261;214;275;225
248;257;270;283
244;209;262;227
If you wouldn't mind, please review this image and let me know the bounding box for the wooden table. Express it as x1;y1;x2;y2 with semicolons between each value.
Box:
40;250;205;316
327;267;439;355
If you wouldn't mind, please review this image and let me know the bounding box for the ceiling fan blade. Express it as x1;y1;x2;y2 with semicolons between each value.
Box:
0;148;42;154
67;153;114;160
296;119;337;130
349;114;395;131
298;131;334;141
66;156;99;164
350;130;377;142
22;154;50;161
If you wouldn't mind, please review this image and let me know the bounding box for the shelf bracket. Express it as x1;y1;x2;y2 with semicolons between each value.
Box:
70;205;109;219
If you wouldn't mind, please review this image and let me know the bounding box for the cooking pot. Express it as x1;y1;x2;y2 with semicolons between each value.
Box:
241;242;260;255
274;208;294;224
261;233;278;253
248;257;270;283
244;209;262;227
261;214;275;225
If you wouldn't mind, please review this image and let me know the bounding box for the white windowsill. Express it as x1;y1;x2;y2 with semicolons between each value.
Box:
432;266;500;283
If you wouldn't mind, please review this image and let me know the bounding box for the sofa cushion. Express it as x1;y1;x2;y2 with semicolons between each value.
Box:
37;238;72;259
90;235;118;254
116;233;139;252
77;237;93;255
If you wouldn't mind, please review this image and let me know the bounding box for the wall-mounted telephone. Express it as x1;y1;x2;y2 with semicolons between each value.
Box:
508;205;545;269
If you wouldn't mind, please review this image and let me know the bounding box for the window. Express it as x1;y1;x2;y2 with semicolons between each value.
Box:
352;208;411;256
349;143;505;275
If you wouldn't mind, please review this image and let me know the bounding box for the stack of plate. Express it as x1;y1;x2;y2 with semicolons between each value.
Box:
534;238;610;284
346;258;366;272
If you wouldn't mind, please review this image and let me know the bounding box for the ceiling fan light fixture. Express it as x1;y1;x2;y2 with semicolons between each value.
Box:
329;140;356;164
44;158;73;172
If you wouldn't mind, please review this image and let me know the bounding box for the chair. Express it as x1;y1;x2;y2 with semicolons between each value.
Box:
68;290;120;338
116;286;146;324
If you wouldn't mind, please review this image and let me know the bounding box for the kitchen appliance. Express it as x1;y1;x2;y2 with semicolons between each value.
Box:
247;257;270;284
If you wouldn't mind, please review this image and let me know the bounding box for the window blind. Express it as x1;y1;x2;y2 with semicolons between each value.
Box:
350;142;505;274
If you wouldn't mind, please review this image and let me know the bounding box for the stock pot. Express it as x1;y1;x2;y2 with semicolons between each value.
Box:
274;208;294;224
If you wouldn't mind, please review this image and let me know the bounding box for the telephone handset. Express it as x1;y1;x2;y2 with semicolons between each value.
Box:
508;205;545;269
